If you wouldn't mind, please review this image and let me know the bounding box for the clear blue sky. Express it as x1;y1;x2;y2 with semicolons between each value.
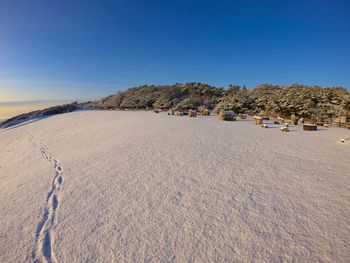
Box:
0;0;349;101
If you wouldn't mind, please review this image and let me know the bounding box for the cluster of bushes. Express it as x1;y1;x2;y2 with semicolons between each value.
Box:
91;83;350;119
218;84;350;119
92;83;223;111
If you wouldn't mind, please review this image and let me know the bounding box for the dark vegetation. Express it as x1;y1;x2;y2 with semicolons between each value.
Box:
92;83;223;111
0;103;78;128
91;83;350;119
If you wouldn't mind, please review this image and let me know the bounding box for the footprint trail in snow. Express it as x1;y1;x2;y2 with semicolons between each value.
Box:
31;140;63;263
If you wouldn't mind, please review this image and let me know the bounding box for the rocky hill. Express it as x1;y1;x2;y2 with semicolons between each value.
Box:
91;83;350;120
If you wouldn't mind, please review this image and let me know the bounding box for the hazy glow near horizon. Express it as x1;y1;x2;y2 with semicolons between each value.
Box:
0;84;97;103
0;0;349;102
0;100;71;120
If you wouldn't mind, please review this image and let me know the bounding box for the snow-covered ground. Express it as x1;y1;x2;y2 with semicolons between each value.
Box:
0;110;349;262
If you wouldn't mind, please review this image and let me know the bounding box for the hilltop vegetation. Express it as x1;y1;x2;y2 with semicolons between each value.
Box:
91;83;350;119
93;83;223;111
2;83;349;128
0;103;79;128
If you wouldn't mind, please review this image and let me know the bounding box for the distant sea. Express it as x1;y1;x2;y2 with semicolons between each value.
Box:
0;100;73;121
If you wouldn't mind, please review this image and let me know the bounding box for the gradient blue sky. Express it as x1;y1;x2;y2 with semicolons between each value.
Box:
1;0;349;102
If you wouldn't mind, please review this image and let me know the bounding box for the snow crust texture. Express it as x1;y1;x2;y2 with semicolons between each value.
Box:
0;111;349;262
